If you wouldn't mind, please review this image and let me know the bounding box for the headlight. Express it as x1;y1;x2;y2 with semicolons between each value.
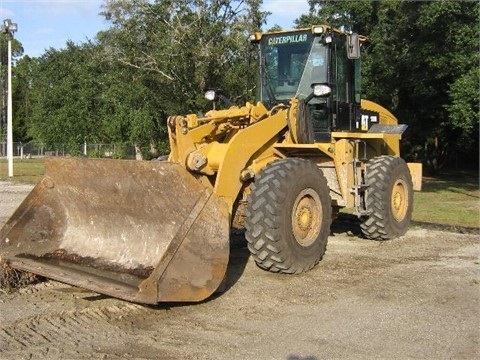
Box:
312;26;324;34
312;84;331;97
205;90;216;101
249;32;262;43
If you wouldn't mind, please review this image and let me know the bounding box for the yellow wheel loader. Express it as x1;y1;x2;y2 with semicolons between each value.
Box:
0;25;422;304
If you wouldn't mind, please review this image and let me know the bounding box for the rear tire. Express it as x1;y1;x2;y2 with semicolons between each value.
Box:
360;156;414;240
245;158;332;274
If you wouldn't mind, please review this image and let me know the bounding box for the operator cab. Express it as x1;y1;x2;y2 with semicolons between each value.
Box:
250;25;364;142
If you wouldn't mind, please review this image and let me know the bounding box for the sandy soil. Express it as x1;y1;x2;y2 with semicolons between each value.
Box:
0;181;479;360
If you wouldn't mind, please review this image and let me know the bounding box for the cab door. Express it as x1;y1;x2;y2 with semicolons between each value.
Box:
332;37;360;131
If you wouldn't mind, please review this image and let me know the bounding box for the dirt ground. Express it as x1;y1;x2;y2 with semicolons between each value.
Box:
0;181;479;360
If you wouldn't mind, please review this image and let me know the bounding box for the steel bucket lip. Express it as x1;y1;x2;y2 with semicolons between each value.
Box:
8;256;148;303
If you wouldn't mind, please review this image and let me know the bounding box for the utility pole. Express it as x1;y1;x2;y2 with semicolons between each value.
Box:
2;19;18;177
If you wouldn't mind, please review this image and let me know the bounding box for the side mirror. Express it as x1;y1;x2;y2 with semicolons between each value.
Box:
347;33;360;59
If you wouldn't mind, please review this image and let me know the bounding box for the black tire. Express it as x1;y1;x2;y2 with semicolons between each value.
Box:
360;155;414;240
245;158;332;274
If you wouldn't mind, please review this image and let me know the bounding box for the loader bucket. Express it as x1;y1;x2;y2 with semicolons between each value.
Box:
0;157;230;304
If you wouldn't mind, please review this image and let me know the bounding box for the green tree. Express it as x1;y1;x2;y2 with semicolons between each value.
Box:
25;40;163;157
297;0;479;173
27;42;102;153
11;55;36;143
21;1;268;158
94;0;268;156
99;0;268;112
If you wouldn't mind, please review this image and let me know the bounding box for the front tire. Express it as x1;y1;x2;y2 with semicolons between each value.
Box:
245;158;332;274
360;156;414;240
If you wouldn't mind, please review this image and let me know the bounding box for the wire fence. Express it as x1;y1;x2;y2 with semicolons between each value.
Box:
0;142;139;160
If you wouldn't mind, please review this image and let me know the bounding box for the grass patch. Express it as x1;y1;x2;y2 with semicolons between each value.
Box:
413;171;479;228
0;158;45;184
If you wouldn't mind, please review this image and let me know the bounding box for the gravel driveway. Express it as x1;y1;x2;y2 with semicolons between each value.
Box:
0;181;479;359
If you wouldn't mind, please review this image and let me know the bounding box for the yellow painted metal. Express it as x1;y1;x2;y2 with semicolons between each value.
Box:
274;143;333;157
361;99;398;125
332;132;401;157
273;142;354;207
331;139;356;207
213;109;288;210
199;142;228;172
391;178;410;222
167;115;196;165
245;147;282;177
407;162;423;191
291;188;322;247
360;99;423;190
360;99;401;155
168;102;288;212
331;131;401;140
286;98;300;143
250;25;368;44
167;102;267;168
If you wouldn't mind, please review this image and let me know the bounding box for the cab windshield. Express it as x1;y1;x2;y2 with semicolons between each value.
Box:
258;31;328;105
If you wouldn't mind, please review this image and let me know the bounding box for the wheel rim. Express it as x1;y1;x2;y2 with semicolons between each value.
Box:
291;188;322;247
391;179;409;222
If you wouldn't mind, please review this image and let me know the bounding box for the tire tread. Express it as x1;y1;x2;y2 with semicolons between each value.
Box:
360;155;413;240
245;158;331;274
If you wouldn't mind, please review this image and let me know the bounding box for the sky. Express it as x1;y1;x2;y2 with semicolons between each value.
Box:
0;0;310;58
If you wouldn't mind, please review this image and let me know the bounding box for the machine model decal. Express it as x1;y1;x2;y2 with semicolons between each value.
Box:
268;34;308;46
